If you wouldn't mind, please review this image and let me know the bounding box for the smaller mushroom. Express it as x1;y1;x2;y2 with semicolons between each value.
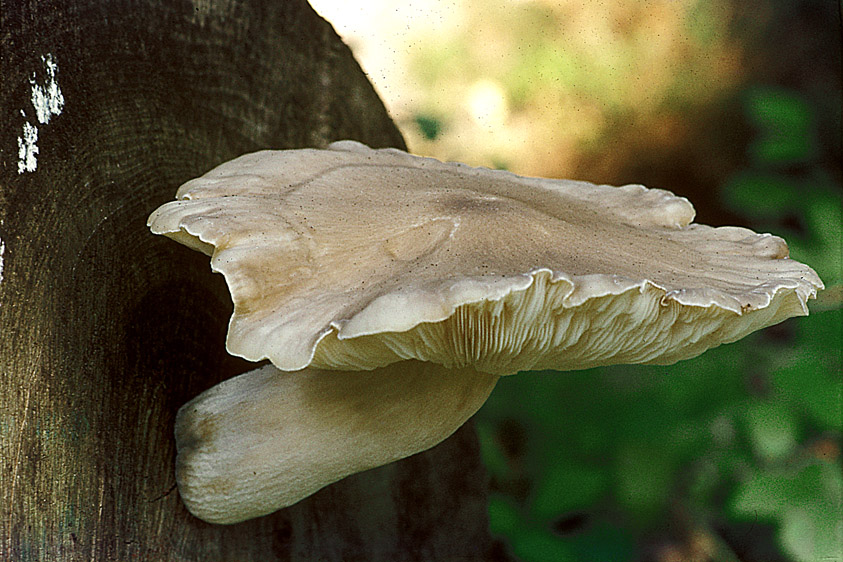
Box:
149;140;822;524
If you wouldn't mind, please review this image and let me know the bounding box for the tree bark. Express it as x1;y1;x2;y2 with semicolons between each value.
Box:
0;1;499;559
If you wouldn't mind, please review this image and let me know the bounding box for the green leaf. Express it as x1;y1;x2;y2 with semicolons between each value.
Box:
732;463;843;561
771;309;843;430
489;494;522;537
750;133;816;166
413;115;443;140
721;172;800;219
773;350;843;431
510;527;579;562
730;463;838;519
568;523;636;562
803;191;843;284
744;401;799;461
781;505;843;562
746;87;813;136
732;471;795;518
531;463;608;522
615;444;676;522
745;87;816;165
797;308;843;347
476;421;511;480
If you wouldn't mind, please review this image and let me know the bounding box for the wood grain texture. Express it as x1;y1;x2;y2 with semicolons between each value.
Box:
0;0;500;559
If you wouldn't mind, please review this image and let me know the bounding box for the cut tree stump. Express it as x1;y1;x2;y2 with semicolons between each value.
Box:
0;1;502;559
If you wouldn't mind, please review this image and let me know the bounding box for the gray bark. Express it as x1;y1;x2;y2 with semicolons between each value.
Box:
0;0;499;559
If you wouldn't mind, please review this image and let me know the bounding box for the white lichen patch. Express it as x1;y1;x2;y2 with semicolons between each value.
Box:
30;53;65;125
0;221;6;298
0;239;5;285
17;122;39;174
17;53;64;174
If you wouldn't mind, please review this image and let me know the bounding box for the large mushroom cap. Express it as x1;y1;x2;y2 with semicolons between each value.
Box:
148;140;822;375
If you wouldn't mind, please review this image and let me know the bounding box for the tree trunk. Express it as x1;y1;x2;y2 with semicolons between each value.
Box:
0;1;500;559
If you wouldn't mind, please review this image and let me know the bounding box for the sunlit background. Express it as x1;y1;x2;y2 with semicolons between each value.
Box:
309;1;841;560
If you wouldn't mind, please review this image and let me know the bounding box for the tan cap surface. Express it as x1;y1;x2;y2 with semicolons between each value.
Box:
149;141;822;375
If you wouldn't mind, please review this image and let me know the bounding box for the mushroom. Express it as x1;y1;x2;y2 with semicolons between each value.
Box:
148;140;822;524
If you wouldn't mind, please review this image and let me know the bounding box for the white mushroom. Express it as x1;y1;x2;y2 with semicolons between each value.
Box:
148;140;822;524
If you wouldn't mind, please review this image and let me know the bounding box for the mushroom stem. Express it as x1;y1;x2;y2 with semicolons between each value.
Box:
174;360;499;524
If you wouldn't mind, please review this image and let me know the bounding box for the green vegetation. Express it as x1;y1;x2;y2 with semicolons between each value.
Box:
473;67;841;562
468;62;843;562
389;0;840;557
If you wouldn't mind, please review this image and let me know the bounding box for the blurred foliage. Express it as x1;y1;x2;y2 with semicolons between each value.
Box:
478;306;841;561
722;87;842;298
401;0;750;181
320;0;843;558
463;6;842;562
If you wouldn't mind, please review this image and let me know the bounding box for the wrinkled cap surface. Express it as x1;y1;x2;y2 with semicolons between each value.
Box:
148;141;823;375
